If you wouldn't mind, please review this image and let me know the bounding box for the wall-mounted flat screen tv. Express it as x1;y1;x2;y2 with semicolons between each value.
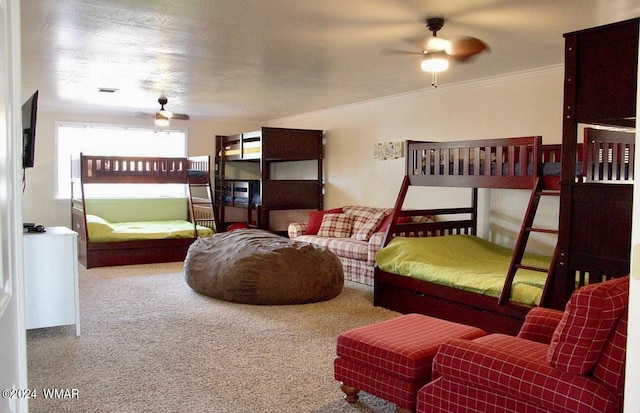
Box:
22;90;38;168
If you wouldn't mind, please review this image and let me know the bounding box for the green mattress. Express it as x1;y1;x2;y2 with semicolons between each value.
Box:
375;234;551;306
86;214;214;242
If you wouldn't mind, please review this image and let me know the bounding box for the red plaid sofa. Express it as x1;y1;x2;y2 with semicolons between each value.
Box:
288;206;392;285
417;276;629;413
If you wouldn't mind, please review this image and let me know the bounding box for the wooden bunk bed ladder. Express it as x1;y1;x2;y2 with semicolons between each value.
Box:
499;177;559;305
186;156;218;233
187;181;217;233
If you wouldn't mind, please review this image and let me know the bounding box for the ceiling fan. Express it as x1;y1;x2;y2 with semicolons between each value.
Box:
383;17;489;87
152;96;190;128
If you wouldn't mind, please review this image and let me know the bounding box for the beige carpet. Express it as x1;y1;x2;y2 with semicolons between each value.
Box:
26;262;400;413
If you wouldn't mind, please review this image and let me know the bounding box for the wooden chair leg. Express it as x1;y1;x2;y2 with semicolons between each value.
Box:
340;383;360;403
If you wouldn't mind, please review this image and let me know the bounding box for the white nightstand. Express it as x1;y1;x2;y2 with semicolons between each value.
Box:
23;226;80;335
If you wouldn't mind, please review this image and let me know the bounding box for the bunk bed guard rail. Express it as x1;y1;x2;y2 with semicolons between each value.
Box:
78;154;191;184
406;136;543;189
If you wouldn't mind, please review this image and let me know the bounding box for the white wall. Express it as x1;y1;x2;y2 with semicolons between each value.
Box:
21;112;260;228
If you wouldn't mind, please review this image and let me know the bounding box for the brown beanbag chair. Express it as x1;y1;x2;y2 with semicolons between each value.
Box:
184;229;344;304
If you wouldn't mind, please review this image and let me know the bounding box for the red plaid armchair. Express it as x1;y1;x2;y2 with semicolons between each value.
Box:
417;276;629;413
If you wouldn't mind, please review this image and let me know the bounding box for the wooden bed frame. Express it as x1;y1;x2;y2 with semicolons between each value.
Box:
71;154;215;268
374;132;633;335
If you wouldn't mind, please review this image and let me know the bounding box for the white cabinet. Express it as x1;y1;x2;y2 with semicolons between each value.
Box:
23;226;80;335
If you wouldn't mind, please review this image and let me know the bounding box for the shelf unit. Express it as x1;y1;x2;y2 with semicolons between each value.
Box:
215;127;323;232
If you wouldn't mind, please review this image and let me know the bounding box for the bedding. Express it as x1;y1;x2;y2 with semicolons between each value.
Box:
86;214;214;242
375;234;551;306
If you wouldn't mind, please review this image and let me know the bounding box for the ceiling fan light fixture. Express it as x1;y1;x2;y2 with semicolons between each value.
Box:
421;51;449;73
158;109;173;119
155;113;170;127
148;97;189;127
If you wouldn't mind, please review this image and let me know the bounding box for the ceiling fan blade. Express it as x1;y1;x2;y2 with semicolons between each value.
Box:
402;34;430;51
448;36;489;62
380;48;423;57
171;113;190;120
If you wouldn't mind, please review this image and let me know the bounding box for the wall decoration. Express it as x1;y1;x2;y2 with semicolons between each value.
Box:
374;141;405;160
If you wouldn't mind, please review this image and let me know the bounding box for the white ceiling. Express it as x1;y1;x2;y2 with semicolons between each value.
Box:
20;0;640;122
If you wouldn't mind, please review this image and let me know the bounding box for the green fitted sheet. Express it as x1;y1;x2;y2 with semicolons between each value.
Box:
86;214;214;242
375;234;551;306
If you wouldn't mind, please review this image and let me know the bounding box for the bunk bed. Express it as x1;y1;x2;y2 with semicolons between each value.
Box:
373;131;634;335
71;154;216;268
215;127;323;233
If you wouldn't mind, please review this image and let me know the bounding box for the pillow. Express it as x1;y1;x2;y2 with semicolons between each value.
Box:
352;211;387;241
305;208;343;235
226;222;249;231
547;276;629;375
413;215;436;224
377;214;415;233
317;213;354;238
593;311;628;398
343;206;386;231
85;214;114;240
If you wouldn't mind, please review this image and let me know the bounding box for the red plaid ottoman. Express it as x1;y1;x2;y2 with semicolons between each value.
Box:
334;313;487;413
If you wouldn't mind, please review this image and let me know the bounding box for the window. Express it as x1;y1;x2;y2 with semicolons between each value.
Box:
56;123;187;199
